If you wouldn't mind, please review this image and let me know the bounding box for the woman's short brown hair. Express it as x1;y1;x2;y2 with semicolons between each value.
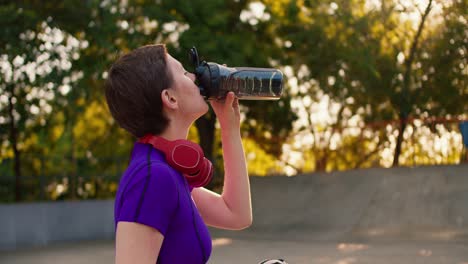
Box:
105;44;173;138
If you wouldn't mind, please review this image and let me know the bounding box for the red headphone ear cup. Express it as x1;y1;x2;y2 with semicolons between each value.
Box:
199;158;214;187
169;143;203;173
184;158;213;188
138;135;212;188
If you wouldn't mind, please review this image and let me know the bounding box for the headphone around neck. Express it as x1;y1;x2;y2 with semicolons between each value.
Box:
138;134;213;188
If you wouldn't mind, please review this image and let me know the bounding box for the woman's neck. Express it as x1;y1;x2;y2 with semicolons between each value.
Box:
159;120;191;141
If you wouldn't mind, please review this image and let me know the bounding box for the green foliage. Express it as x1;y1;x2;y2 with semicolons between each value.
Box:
0;0;297;201
0;0;466;202
263;0;466;170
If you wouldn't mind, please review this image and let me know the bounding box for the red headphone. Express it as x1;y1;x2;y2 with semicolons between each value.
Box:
138;134;213;188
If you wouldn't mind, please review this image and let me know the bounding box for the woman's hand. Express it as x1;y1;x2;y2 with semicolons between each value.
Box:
209;92;240;132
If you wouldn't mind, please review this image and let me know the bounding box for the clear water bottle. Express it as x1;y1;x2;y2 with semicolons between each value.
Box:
189;47;284;100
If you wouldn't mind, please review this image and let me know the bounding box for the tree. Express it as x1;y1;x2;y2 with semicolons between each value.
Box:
136;0;297;182
264;0;466;170
1;0;298;200
392;0;434;166
0;3;83;200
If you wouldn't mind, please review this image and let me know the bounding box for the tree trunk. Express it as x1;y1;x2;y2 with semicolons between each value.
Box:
195;114;218;190
195;114;216;163
393;115;407;167
393;0;432;167
315;155;328;172
7;89;22;201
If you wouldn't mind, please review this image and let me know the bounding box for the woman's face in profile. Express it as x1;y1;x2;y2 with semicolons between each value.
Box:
166;54;209;118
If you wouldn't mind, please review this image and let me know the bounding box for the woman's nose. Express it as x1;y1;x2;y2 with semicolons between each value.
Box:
188;72;196;82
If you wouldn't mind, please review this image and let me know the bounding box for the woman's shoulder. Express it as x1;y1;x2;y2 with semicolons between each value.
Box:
120;144;179;189
129;155;175;181
129;143;171;171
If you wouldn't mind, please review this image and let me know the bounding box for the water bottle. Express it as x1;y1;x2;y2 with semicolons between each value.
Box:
189;47;284;100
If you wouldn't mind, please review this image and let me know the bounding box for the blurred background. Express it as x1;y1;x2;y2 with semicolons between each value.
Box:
1;1;468;263
1;0;466;203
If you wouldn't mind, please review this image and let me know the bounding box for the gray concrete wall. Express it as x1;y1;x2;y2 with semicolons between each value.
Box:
0;200;114;250
212;164;468;242
1;164;468;250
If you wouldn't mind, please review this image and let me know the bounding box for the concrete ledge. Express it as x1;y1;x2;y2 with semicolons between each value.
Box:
2;164;468;250
0;200;114;250
211;164;468;242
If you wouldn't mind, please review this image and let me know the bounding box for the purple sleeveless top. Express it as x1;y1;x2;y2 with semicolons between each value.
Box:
114;142;212;263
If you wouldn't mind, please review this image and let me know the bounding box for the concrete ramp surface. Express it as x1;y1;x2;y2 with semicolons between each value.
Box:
1;165;468;263
212;164;468;242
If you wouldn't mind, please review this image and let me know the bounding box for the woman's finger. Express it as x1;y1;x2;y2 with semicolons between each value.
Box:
225;92;236;107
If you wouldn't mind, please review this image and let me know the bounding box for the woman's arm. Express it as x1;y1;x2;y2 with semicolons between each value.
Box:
192;92;252;230
115;222;163;264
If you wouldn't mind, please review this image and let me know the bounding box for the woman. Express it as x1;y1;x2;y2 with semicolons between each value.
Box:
105;44;252;264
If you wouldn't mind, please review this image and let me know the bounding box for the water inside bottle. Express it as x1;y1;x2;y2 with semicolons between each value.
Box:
218;67;283;100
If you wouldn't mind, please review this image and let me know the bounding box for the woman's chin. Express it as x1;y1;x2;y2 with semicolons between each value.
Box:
198;108;209;118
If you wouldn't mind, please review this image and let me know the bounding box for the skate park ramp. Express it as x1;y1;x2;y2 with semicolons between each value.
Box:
1;164;467;264
210;164;468;242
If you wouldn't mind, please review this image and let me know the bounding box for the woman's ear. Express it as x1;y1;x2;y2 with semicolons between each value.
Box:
161;89;178;110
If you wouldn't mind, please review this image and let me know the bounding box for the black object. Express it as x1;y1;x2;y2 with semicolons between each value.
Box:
258;259;289;264
189;46;284;100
